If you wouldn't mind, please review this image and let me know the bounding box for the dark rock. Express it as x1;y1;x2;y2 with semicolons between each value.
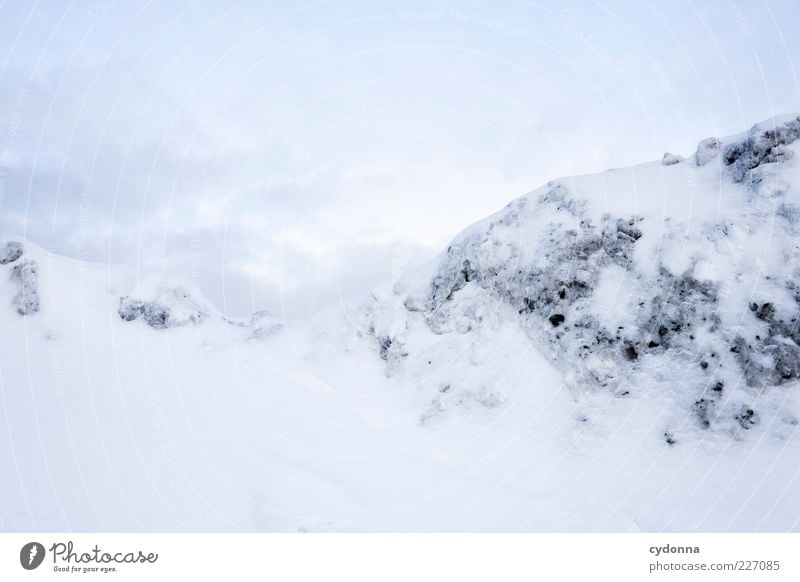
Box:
118;299;169;328
693;398;715;429
735;407;759;429
756;302;775;322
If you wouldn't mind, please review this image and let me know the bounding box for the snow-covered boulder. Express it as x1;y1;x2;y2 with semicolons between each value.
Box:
9;259;39;315
386;113;800;436
0;241;23;264
695;136;721;166
247;310;283;340
118;287;207;329
722;115;800;182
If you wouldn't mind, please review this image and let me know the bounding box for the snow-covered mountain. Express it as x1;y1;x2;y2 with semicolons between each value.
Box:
2;114;800;532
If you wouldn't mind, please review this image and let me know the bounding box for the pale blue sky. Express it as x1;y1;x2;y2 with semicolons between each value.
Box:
0;0;798;317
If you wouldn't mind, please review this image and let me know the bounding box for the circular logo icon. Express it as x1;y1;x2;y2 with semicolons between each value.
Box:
20;542;45;570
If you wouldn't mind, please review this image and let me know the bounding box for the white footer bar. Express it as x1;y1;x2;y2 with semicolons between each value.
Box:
1;534;797;581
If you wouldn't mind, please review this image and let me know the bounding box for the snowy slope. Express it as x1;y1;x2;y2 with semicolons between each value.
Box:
2;114;800;532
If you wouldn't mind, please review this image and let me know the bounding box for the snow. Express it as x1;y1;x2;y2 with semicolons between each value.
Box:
591;264;638;331
2;114;800;532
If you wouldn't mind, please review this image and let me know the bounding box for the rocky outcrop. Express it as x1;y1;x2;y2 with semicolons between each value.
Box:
387;114;800;435
723;116;800;182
